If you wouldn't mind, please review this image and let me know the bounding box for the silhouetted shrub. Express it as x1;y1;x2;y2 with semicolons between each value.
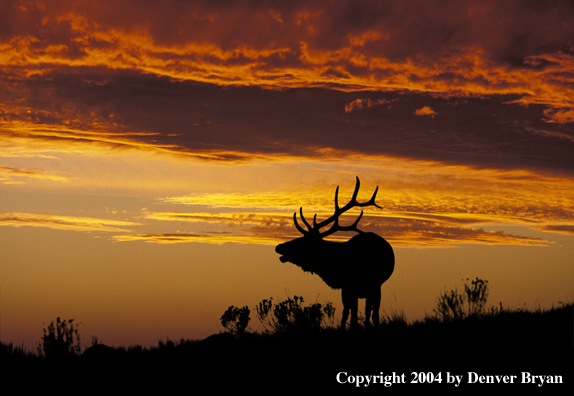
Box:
434;278;489;321
39;317;81;360
435;288;465;321
464;277;489;316
255;296;335;333
220;305;251;335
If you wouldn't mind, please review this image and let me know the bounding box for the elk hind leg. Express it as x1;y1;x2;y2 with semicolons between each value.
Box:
369;288;382;326
365;299;373;326
341;306;349;328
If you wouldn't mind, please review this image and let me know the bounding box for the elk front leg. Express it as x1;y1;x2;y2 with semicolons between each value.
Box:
340;289;349;328
342;288;358;329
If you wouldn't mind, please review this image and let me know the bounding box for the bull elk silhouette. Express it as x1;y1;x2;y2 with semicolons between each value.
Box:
275;177;395;328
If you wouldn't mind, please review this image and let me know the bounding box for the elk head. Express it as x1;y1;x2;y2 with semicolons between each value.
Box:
275;176;382;271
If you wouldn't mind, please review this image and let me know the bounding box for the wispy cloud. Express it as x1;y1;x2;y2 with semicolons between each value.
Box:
157;192;331;211
0;166;67;184
0;212;139;233
129;210;549;247
537;225;574;235
112;232;282;245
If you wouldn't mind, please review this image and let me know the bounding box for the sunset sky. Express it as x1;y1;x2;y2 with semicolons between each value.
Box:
2;0;573;349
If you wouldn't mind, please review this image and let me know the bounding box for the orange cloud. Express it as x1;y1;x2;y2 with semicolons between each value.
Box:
1;1;573;180
0;212;140;233
414;106;437;117
543;108;574;124
345;98;392;113
1;1;573;114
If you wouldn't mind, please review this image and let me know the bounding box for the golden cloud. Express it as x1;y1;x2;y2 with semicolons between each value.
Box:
0;122;255;162
537;225;574;235
0;212;139;233
133;210;550;247
0;165;68;184
112;232;281;245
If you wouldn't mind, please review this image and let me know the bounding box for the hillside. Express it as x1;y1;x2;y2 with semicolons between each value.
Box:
3;303;572;390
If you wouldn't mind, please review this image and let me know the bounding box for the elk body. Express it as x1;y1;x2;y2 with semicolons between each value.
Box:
275;177;395;328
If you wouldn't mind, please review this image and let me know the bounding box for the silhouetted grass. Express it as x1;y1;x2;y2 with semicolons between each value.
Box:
3;303;572;389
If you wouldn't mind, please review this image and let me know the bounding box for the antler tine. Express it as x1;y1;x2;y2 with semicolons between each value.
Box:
293;211;308;235
351;210;364;229
320;210;365;238
369;186;383;209
337;176;361;213
299;207;314;232
350;176;360;202
299;207;313;230
292;177;380;237
315;177;381;237
313;180;352;230
343;178;382;210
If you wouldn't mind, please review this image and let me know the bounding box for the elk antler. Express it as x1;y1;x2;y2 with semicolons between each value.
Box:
293;177;381;238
